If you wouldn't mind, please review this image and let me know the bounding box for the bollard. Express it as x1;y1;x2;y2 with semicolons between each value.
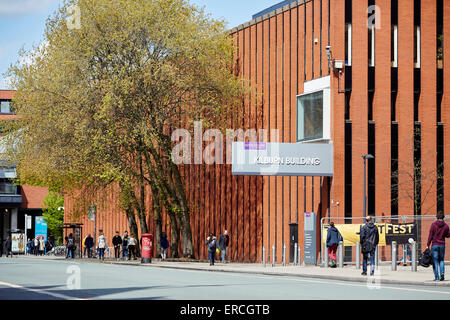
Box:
411;241;417;272
282;244;286;266
298;245;302;266
338;241;344;268
324;244;329;268
375;246;379;270
272;245;276;267
356;242;361;269
391;241;397;271
262;246;266;268
294;243;298;266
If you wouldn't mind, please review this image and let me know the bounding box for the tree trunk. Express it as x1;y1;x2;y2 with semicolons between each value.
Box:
169;211;180;258
152;189;163;258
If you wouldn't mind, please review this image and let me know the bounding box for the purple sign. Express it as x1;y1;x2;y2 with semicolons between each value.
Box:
244;142;267;150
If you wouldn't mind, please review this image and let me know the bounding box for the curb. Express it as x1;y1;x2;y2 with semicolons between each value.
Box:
12;256;450;288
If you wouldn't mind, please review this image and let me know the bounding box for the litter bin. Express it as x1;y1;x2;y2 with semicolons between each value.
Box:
141;234;153;263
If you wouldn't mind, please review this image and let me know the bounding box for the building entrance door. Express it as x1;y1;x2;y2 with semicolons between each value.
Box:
289;223;298;263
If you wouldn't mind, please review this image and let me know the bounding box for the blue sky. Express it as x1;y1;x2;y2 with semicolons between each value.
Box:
0;0;279;89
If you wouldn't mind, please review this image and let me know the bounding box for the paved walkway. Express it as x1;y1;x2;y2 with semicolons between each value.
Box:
12;254;450;288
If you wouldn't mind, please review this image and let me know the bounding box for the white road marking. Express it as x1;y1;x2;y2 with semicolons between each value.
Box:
0;281;87;300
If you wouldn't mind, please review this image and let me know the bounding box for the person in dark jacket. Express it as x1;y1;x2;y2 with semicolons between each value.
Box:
326;222;343;268
205;233;217;266
427;212;450;281
3;236;12;258
122;231;129;260
85;234;94;258
112;231;122;260
359;216;379;276
66;233;75;259
160;232;169;260
218;230;230;263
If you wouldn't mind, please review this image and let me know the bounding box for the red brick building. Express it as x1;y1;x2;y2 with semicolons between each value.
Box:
0;90;48;245
66;0;449;263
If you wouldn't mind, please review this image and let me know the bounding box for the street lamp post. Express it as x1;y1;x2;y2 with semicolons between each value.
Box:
362;154;374;218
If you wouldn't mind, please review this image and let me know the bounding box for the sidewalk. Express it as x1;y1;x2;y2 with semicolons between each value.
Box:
15;254;450;288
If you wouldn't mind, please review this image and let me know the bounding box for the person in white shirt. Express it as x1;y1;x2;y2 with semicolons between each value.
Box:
128;234;137;260
97;232;107;261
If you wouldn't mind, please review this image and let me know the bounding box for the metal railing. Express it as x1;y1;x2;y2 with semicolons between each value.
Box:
320;215;450;268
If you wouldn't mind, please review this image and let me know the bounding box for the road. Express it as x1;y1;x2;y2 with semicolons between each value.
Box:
0;257;449;300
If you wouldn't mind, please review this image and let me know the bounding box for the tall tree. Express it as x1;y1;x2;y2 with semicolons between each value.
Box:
3;0;244;258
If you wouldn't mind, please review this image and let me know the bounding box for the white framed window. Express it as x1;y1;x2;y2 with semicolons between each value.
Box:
391;25;398;67
0;101;11;114
414;26;421;68
368;24;375;67
297;77;331;143
345;23;352;66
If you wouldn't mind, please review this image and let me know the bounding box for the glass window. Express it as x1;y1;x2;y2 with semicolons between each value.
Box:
0;101;11;114
414;26;421;68
391;25;398;67
297;91;324;142
345;23;352;66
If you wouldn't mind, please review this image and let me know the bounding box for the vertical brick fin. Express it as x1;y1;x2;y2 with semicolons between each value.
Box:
276;13;284;264
351;0;369;218
444;0;450;214
262;18;270;264
305;2;313;81
330;0;345;219
269;15;277;264
374;0;391;217
419;0;437;216
397;0;415;215
256;20;264;262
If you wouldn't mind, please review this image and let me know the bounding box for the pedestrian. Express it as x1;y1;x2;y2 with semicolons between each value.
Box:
39;236;45;256
3;236;12;258
33;237;40;255
160;232;169;260
128;234;137;260
218;230;230;263
326;222;343;268
85;234;94;258
122;231;129;260
427;211;450;281
97;232;107;261
360;216;379;276
26;238;32;255
205;233;217;266
112;231;122;260
66;233;75;259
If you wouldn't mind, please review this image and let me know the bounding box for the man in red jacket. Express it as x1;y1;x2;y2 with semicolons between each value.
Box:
427;212;450;281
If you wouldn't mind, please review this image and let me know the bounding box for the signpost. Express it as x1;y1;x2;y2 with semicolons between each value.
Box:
304;212;317;265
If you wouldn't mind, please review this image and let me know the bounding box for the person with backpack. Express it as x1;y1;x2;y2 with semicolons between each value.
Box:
205;233;217;266
160;232;169;260
360;216;379;276
218;230;230;263
66;233;75;259
326;222;343;268
97;232;107;261
112;231;122;260
122;231;129;260
427;211;450;281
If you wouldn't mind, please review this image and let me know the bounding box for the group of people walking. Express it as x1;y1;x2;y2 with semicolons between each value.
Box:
326;212;450;281
205;230;229;266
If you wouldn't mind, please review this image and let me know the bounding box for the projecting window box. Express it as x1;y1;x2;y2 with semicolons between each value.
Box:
296;76;331;143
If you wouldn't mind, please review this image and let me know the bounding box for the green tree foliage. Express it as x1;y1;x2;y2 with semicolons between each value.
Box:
3;0;244;257
42;192;64;244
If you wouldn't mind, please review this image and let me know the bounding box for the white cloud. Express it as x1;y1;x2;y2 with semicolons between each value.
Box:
0;0;59;16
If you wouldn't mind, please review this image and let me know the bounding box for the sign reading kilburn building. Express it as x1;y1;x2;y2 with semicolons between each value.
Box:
232;142;333;177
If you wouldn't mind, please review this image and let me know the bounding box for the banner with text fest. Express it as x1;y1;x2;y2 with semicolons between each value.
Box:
232;142;333;176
